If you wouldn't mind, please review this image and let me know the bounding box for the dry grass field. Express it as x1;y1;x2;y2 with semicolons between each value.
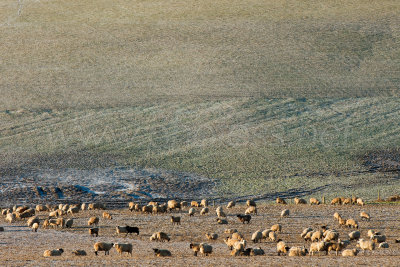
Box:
0;203;400;266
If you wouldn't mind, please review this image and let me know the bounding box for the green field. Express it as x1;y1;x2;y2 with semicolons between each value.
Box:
1;0;400;200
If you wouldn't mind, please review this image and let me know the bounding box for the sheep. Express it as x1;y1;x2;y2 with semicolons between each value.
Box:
188;208;195;216
36;205;48;212
356;198;365;206
42;219;50;229
333;212;341;221
245;206;257;215
18;208;35;219
277;240;290;256
88;217;99;226
360;211;370;221
269;231;277;242
224;237;239;250
342;248;359;256
205;233;218;240
56;209;65;217
148;201;158;207
89;227;99;237
348;231;361;240
116;226;139;236
16;206;29;213
236;214;251;224
367;229;381;238
48;219;58;228
153;248;171;257
27;216;40;227
311;231;323;242
338;217;347;227
280;209;289;218
233;239;247;251
309;241;330;256
43;249;64;257
48;211;58;218
357;239;375;255
72;250;87;256
217;218;228;224
342;198;352;205
167;200;181;211
65;219;73;228
231;232;244;241
88;203;105;210
55;218;65;228
190;243;201;256
276;197;286;204
134;204;142;212
224;229;238;234
67;206;80;215
128;202;135;212
327;239;348;255
200;199;208;207
150;232;170;242
300;228;313;238
371;234;386;243
102;212;112;220
32;222;39;232
251;231;263;243
304;231;314;241
199;243;212;256
271;224;282;233
216;207;226;218
180;201;188;208
226;201;236;208
61;204;70;212
323;230;339;242
94;242;114;256
288;246;308;256
191;201;200;207
294;197;307;204
331;197;342;205
246;200;256;207
168;216;180;225
81;203;86;210
200;207;209;215
379;242;389;248
114;243;133;256
142;205;152;214
309;198;320;205
346;219;359;229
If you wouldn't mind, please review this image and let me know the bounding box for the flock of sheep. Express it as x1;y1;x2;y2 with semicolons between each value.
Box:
0;195;395;259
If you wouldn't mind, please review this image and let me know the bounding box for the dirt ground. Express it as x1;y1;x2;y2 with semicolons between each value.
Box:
1;203;400;266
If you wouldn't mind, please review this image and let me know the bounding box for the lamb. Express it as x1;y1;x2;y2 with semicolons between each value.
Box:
342;248;359;256
357;239;375;255
371;234;386;243
360;211;370;221
300;228;313;238
309;241;330;256
236;214;251;224
309;198;320;205
188;208;195;216
346;219;359;229
32;222;39;232
245;206;257;215
251;231;263;243
191;201;200;207
65;219;73;228
331;197;342;205
88;217;99;226
217;218;228;224
43;249;64;257
280;209;290;218
226;201;236;209
277;240;290;256
150;232;170;242
114;243;133;256
271;224;282;232
153;248;171;257
348;231;361;240
102;212;112;220
294;197;307;204
88;203;106;210
288;246;308;256
201;199;208;207
276;197;286;204
327;239;348;255
356;198;365;206
205;233;218;240
246;200;256;207
379;242;389;248
27;216;40;227
94;242;114;255
89;227;99;237
72;250;87;256
200;207;209;215
171;216;181;225
116;226;139;236
311;230;323;242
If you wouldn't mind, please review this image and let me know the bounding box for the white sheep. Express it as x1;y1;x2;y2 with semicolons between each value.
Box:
309;241;329;256
280;209;289;218
288;246;308;256
188;208;195;216
342;248;359;256
114;243;133;256
348;231;361;240
277;240;290;256
43;249;64;257
300;228;313;238
271;224;282;232
200;207;209;215
357;239;375;255
251;231;263;243
226;201;236;208
32;222;39;232
94;242;114;256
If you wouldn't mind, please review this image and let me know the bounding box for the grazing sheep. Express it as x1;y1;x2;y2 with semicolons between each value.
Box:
311;231;323;242
251;247;265;256
276;197;287;204
150;232;170;242
32;222;39;232
301;228;313;238
18;208;36;219
88;203;105;210
237;214;251;224
338;217;347;227
142;205;152;214
190;243;201;256
48;219;58;228
48;211;58;218
251;231;263;243
200;199;208;207
333;212;341;221
348;231;361;240
360;211;370;221
72;250;87;256
231;232;244;241
309;198;320;205
367;230;381;238
167;200;181;211
379;242;389;248
171;216;181;225
153;248;171;257
294;197;307;204
303;231;314;241
245;206;257;215
81;203;86;210
191;201;200;207
331;197;342;205
226;201;236;209
65;219;73;228
188;208;195;216
205;233;218;240
216;207;226;218
116;226;139;236
102;212;112;220
42;219;50;229
327;239;348;255
224;229;238;234
199;243;213;256
88;217;99;226
277;240;290;256
323;230;339;242
271;224;282;233
342;198;352;205
217;218;228;224
342;248;359;256
357;239;375;255
128;202;135;212
233;239;247;251
246;200;256;207
224;237;239;250
67;206;80;215
114;243;133;256
309;241;330;256
55;218;65;228
288;246;308;256
94;242;114;256
346;219;359;229
180;201;188;208
269;231;277;242
43;249;64;257
371;234;386;243
200;207;209;215
89;227;99;237
27;216;40;227
280;209;289;218
134;204;142;212
356;198;365;206
36;205;48;212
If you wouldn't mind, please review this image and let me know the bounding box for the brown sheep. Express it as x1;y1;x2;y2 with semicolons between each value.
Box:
346;219;359;229
360;211;370;221
245;206;257;215
167;200;181;211
200;199;208;207
205;233;218;240
309;198;320;205
226;201;236;209
294;197;307;204
102;212;112;220
276;197;287;204
331;197;342;205
88;217;99;226
191;201;200;207
246;200;256;207
277;239;290;256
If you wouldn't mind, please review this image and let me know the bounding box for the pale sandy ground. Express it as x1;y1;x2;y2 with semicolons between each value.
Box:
1;204;400;266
